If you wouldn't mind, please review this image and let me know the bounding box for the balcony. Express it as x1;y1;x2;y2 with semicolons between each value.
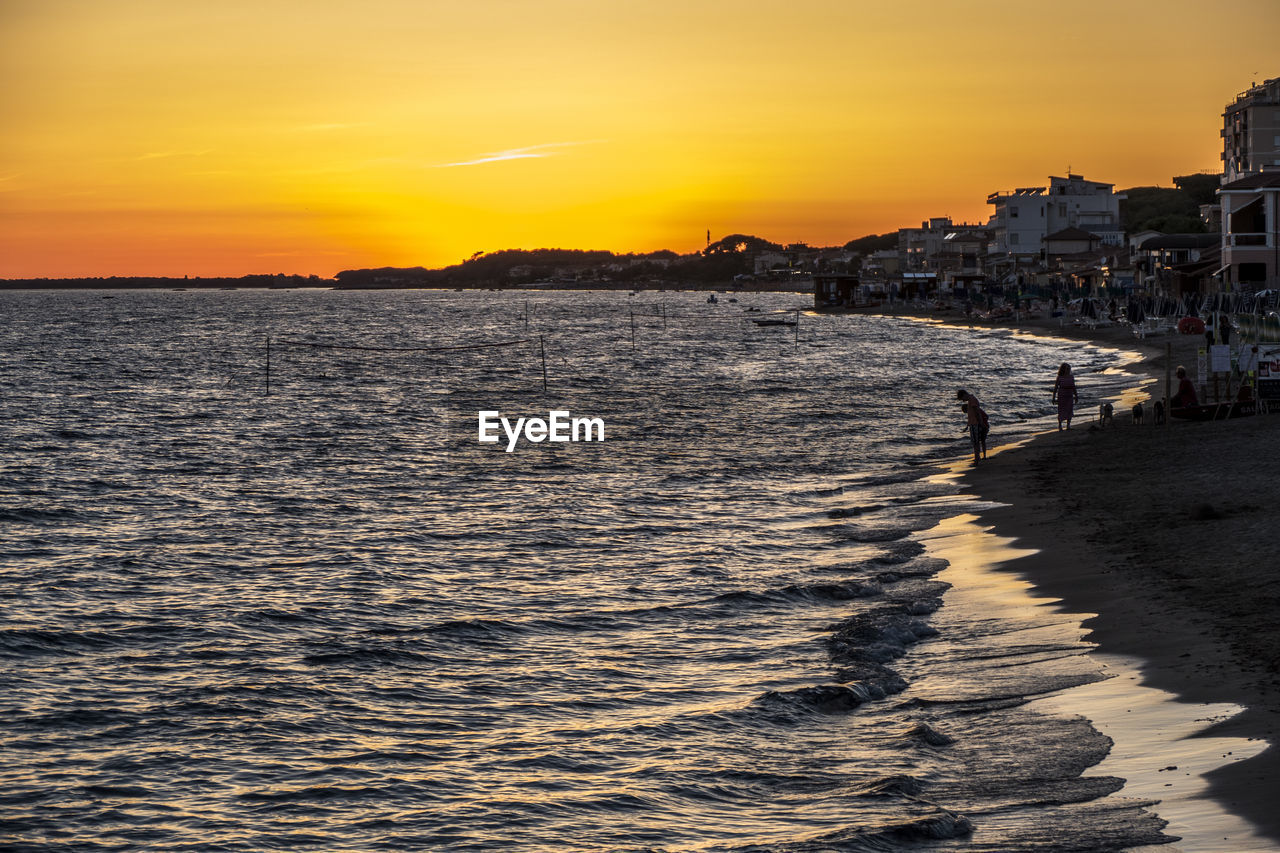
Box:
1229;233;1270;247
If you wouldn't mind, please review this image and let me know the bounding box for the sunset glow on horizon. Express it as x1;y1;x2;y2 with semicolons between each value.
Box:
3;0;1278;278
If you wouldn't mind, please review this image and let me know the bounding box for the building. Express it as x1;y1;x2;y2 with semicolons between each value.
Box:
986;174;1123;267
986;187;1048;263
1044;174;1124;246
933;228;990;286
1137;234;1221;295
753;252;791;276
897;217;984;272
1222;77;1280;184
1218;170;1280;290
864;249;901;279
899;217;948;271
1045;227;1101;258
812;274;859;308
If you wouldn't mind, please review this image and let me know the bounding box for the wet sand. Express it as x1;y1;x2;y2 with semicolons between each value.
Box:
886;306;1280;844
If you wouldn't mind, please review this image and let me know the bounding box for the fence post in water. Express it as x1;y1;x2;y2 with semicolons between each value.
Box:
540;335;548;393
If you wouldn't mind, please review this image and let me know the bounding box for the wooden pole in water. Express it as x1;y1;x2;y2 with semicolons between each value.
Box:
266;335;271;396
794;309;799;346
539;335;548;393
630;310;636;350
662;303;667;329
1164;341;1172;429
525;300;530;332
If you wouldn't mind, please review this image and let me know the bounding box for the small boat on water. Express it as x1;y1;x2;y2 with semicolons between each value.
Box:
1170;400;1257;421
751;312;798;327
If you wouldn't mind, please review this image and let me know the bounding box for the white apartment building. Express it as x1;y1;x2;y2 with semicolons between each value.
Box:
1044;174;1124;245
986;187;1048;262
987;174;1123;262
1222;77;1280;184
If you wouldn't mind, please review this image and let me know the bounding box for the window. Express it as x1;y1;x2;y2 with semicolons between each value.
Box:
1011;233;1020;245
1011;206;1019;218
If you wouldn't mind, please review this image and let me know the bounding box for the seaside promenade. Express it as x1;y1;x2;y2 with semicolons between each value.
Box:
887;305;1280;843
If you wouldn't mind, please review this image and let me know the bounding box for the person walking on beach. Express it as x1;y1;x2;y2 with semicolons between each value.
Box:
1052;363;1079;430
956;388;987;464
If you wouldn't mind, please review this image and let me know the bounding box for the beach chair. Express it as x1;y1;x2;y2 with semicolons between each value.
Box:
1133;318;1167;339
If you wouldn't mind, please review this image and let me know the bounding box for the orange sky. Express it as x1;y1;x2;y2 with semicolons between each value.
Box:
2;0;1278;278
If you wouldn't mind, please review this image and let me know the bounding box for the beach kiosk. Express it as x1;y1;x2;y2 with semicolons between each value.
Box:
813;274;859;309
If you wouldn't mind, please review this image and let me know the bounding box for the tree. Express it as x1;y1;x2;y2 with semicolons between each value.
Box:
843;232;898;254
1172;173;1220;207
704;234;783;255
1119;184;1209;235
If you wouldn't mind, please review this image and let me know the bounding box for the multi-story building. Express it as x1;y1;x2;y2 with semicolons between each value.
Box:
1222;77;1280;184
1044;174;1124;245
1219;170;1280;290
1218;77;1280;291
898;217;985;272
986;173;1123;267
986;187;1048;263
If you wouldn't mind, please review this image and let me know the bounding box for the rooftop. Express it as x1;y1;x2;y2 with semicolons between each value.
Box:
1046;227;1100;242
1225;77;1280;111
1219;171;1280;191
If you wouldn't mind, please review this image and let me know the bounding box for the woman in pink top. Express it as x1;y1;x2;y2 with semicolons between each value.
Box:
1051;363;1078;430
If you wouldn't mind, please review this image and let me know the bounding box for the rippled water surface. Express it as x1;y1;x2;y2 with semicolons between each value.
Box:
1;289;1166;851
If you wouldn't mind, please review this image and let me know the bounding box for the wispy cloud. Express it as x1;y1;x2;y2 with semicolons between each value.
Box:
297;122;368;133
435;140;604;168
135;149;212;161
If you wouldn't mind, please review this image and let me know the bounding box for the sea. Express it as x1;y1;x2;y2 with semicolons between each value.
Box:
0;287;1196;851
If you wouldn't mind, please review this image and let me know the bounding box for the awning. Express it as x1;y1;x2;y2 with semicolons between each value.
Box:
1223;193;1263;215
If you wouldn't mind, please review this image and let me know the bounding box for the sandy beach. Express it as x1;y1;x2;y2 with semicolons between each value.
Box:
886;306;1280;843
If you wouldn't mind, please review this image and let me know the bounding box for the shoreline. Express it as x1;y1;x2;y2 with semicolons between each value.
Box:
900;307;1280;843
920;512;1268;850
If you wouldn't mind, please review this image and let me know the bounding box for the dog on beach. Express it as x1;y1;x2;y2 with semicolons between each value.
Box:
1153;400;1166;425
1099;402;1114;427
1132;402;1144;425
